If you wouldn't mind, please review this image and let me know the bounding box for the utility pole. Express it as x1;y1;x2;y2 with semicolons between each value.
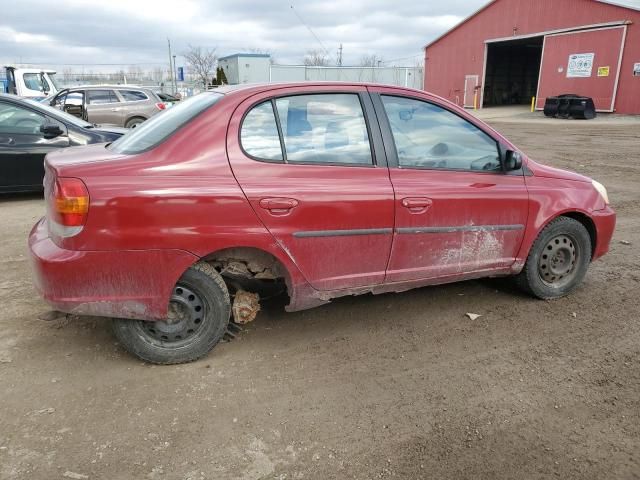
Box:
172;54;177;94
337;43;343;67
167;38;175;94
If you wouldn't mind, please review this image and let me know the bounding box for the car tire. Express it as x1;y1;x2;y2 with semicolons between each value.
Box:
515;216;592;299
112;262;230;364
125;117;145;128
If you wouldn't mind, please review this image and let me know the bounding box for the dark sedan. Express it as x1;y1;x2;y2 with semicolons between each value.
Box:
0;93;126;193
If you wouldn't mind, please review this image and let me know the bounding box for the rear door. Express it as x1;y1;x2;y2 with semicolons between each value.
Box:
226;86;394;291
85;89;123;125
370;87;529;283
463;75;479;108
0;100;69;191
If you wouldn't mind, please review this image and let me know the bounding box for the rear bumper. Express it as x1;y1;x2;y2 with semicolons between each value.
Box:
592;206;616;260
28;218;198;320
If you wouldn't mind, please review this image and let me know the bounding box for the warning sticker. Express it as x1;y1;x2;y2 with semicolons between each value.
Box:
567;53;594;78
597;66;610;77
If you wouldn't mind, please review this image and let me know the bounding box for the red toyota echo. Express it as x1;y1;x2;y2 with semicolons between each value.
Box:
29;83;616;364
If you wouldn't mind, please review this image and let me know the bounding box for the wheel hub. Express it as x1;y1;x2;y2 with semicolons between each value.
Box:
538;234;578;285
140;285;206;343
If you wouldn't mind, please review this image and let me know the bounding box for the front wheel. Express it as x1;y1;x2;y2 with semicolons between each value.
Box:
515;217;592;299
112;262;230;364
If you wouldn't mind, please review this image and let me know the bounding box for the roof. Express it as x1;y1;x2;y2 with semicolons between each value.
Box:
212;81;427;98
425;0;640;49
218;53;271;61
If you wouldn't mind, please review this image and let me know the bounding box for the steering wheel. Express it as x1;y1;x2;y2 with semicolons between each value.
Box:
428;142;449;156
470;155;500;171
15;118;43;133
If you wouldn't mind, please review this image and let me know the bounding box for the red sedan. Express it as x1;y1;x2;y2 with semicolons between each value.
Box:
29;83;615;364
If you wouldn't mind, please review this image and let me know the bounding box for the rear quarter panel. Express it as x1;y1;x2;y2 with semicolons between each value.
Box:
52;92;310;298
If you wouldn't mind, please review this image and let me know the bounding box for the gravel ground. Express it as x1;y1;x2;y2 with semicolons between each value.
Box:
0;112;638;479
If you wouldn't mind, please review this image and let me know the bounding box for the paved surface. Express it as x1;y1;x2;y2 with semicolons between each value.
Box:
1;115;639;479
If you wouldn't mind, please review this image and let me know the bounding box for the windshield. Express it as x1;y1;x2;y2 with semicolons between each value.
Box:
108;92;223;154
24;98;93;128
47;73;61;91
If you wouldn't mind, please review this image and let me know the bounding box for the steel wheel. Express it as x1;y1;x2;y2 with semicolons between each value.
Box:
538;234;578;287
136;284;206;346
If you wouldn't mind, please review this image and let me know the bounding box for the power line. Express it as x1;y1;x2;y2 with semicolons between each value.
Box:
381;53;424;64
289;4;329;55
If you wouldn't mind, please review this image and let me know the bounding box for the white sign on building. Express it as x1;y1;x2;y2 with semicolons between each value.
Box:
567;53;595;78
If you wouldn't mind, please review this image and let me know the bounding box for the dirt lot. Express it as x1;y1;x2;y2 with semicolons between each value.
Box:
1;112;639;480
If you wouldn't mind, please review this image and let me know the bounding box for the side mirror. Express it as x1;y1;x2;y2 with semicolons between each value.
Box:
40;124;64;139
504;150;523;171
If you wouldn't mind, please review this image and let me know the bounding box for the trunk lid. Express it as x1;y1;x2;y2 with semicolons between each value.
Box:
44;143;126;176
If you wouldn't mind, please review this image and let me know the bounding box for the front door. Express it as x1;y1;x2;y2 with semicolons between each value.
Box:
62;91;86;119
371;90;529;283
227;86;394;291
0;101;69;192
464;75;479;108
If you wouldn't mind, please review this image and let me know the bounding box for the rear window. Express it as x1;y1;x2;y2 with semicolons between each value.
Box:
119;90;149;102
108;93;223;154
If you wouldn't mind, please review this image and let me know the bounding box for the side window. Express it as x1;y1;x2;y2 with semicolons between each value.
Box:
64;92;84;107
275;94;372;165
0;102;45;135
381;95;501;172
22;73;45;92
119;90;148;102
63;92;85;118
240;101;283;162
87;90;118;104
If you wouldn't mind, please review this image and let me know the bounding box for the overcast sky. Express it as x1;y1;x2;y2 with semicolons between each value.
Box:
1;0;488;70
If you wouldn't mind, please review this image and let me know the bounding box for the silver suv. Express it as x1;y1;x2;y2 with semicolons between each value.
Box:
48;86;166;128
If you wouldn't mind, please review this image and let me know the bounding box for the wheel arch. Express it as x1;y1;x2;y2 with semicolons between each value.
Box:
516;208;598;272
558;211;597;259
198;246;297;301
125;115;147;127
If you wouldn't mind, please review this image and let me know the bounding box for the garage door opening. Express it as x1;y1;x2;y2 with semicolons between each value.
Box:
483;37;543;107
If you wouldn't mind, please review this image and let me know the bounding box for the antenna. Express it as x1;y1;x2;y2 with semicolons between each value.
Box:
290;5;329;55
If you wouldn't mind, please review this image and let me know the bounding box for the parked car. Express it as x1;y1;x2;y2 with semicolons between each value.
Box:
0;93;125;193
29;83;615;364
46;86;166;128
157;92;180;106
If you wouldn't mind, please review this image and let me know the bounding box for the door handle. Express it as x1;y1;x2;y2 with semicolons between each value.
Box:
110;108;121;112
0;137;15;145
401;197;433;213
259;197;299;215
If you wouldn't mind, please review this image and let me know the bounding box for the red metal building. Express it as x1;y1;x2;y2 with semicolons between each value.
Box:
424;0;640;114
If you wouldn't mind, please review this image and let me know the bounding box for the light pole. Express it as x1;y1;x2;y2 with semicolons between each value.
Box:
172;54;177;94
167;38;175;94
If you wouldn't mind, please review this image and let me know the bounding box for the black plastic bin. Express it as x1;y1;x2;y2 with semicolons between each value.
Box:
543;94;596;119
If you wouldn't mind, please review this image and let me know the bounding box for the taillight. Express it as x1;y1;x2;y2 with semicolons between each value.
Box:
49;177;89;237
156;102;166;110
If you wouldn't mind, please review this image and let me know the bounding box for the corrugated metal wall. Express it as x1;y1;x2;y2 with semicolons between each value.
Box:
270;65;424;89
424;0;640;114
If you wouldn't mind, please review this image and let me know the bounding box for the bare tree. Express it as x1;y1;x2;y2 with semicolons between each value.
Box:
304;49;330;67
359;54;384;68
151;67;164;84
183;45;218;88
